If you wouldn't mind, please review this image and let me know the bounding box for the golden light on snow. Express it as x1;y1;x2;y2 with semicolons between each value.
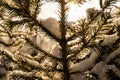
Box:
66;0;101;22
37;2;60;20
37;0;101;22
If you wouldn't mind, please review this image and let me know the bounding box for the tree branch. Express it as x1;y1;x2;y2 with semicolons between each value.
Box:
25;37;62;61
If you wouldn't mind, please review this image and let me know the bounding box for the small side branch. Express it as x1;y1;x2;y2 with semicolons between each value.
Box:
25;37;62;61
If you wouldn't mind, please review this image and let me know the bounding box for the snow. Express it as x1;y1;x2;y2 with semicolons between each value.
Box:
37;0;101;22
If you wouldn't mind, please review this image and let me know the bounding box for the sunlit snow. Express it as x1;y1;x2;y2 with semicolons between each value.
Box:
37;0;101;22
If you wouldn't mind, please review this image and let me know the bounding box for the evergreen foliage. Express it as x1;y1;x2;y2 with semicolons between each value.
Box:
0;0;120;80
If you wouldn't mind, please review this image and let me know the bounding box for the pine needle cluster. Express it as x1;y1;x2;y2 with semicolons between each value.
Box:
0;0;120;80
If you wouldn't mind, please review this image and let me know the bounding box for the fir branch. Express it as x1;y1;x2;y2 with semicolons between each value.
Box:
86;21;106;45
67;44;84;60
0;49;62;73
1;0;120;80
68;10;111;60
0;49;17;61
67;10;102;42
28;0;40;18
59;0;70;80
100;0;117;10
70;47;100;74
7;70;37;78
25;37;62;61
17;53;61;72
0;2;60;42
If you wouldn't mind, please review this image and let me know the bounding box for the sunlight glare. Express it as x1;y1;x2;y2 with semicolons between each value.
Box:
37;2;60;21
37;0;101;22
